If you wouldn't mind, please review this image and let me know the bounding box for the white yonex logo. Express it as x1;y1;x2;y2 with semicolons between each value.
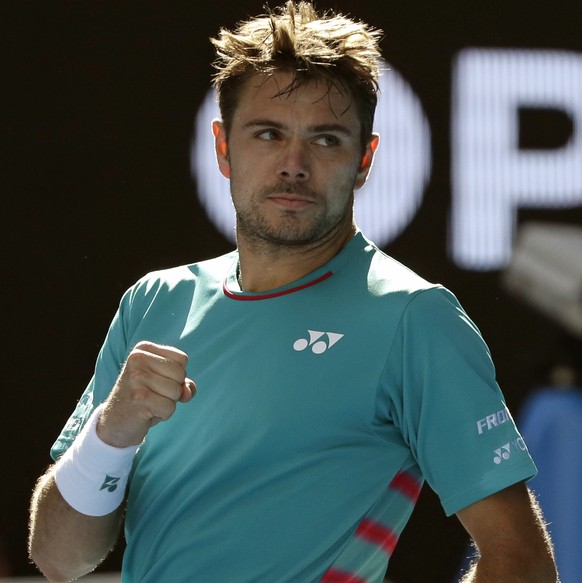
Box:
493;438;527;464
493;444;511;464
293;330;344;354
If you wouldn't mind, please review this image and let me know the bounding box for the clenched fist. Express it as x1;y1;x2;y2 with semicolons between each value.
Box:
96;341;196;447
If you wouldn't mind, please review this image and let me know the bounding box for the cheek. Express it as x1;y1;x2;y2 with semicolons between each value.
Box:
330;160;360;190
229;165;255;196
227;159;261;205
230;147;262;178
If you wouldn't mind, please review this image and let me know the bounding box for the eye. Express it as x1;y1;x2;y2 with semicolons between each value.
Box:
256;129;280;141
313;135;340;147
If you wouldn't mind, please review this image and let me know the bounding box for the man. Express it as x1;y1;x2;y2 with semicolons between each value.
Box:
29;2;559;582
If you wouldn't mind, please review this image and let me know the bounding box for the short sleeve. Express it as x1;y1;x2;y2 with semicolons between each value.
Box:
383;287;537;516
50;288;133;461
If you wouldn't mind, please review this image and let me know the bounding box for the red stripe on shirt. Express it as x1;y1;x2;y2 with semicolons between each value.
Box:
355;518;398;556
389;470;422;503
223;271;333;301
321;567;368;583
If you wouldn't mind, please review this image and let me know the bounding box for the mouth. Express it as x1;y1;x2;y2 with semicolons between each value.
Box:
266;194;315;210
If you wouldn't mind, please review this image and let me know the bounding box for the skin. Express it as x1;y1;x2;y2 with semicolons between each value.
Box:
97;342;195;447
28;342;195;582
213;71;379;291
457;483;559;582
28;71;558;582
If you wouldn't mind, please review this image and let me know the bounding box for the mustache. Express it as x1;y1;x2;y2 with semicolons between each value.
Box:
261;182;317;197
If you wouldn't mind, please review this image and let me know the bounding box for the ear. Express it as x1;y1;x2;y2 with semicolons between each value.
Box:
354;133;379;190
212;119;230;179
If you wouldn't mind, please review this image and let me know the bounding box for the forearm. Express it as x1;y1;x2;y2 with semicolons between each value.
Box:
459;551;559;583
456;484;559;583
29;469;123;583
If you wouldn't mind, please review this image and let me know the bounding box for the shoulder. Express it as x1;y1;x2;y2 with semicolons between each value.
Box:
338;233;473;339
354;237;488;356
124;251;237;303
352;232;438;297
356;234;461;314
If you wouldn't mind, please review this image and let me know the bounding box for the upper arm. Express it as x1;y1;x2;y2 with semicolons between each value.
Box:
456;482;558;580
385;288;537;515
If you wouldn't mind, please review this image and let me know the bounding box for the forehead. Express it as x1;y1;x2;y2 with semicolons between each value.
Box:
234;71;359;127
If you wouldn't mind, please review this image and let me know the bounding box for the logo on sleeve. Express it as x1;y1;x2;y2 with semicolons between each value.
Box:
493;438;527;464
476;406;512;435
100;475;121;492
293;330;344;354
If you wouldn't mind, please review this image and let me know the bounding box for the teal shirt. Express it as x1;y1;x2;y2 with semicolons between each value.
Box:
52;232;536;583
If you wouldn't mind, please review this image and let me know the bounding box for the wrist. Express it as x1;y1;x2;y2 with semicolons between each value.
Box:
54;404;140;516
96;410;145;449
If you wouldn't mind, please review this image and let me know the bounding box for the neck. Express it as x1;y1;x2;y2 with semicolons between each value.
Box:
236;221;356;292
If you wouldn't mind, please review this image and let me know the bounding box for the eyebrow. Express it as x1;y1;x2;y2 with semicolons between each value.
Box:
243;119;355;137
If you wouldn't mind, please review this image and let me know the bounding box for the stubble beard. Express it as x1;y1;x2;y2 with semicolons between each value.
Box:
232;180;356;251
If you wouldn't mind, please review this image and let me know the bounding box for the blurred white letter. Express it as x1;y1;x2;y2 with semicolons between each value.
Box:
451;49;582;270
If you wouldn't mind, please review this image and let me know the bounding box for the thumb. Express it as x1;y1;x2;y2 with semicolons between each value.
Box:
180;378;197;403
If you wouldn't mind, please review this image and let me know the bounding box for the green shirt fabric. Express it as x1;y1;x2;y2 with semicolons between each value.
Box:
52;231;536;582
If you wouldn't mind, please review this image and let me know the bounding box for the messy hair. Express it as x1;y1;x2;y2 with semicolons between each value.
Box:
211;1;383;148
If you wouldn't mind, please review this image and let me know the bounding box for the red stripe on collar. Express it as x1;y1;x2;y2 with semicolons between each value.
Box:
223;271;333;301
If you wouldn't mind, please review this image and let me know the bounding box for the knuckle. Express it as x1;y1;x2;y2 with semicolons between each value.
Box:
121;364;149;389
130;384;152;403
170;350;188;367
133;340;155;353
167;379;183;401
125;350;148;370
133;340;150;349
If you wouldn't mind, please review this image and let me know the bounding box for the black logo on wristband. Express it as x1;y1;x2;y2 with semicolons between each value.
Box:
100;475;121;492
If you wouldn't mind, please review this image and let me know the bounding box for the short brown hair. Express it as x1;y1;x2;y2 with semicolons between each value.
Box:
211;1;383;148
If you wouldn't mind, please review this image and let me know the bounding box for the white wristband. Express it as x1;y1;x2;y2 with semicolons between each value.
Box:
54;403;140;517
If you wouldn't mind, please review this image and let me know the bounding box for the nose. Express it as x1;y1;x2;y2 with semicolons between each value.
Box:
277;141;310;182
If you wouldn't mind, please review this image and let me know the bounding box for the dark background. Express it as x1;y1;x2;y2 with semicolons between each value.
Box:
4;1;582;580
